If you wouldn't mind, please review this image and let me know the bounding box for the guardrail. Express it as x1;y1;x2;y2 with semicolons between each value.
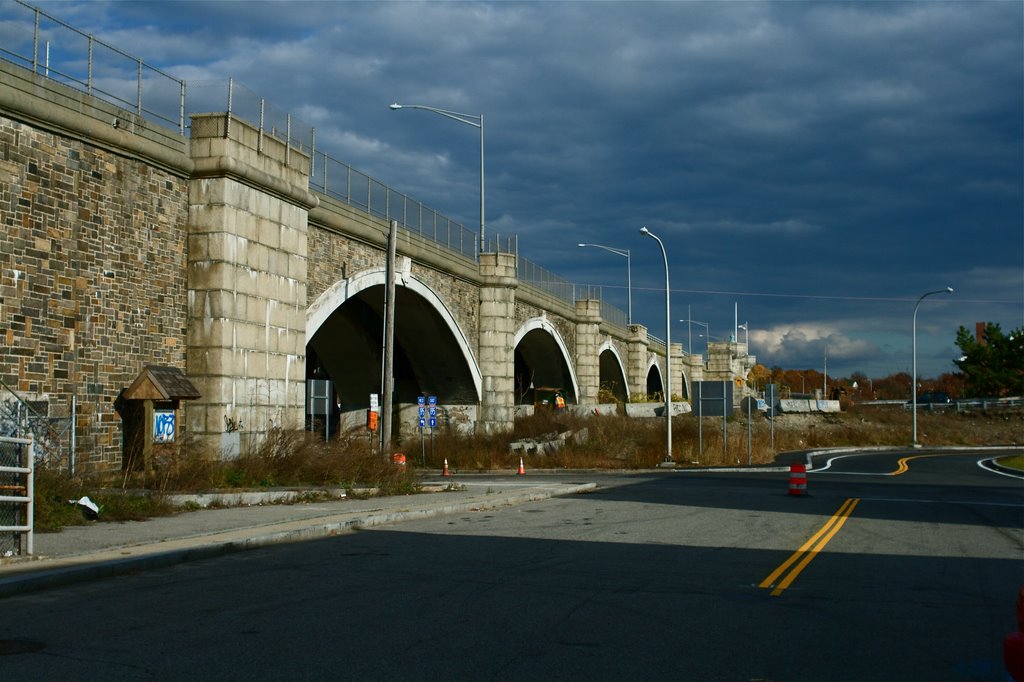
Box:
0;436;34;557
864;397;1024;411
954;397;1024;410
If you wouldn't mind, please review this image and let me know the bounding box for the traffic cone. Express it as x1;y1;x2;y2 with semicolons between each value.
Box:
442;459;451;477
516;457;526;475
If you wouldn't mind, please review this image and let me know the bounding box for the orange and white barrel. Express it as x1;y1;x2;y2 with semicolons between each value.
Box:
788;464;807;496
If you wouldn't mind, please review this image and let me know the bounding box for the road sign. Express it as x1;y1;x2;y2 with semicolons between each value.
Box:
693;381;734;417
308;380;332;416
429;417;437;428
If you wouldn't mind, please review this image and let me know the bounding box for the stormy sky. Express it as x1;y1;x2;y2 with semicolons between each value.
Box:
14;0;1024;380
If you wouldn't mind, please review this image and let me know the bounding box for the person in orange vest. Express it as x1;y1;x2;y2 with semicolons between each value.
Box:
554;392;566;412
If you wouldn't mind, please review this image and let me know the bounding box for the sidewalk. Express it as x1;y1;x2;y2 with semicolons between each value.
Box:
0;477;596;598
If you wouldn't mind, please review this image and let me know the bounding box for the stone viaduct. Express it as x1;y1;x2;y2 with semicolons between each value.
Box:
0;56;754;472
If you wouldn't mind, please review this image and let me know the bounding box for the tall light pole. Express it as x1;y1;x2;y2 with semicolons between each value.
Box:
679;316;709;355
389;103;485;255
577;243;632;324
912;286;953;446
640;226;672;464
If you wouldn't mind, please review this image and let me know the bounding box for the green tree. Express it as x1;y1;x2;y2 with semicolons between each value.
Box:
953;323;1024;397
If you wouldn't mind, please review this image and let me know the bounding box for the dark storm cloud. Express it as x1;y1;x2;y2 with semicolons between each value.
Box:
25;0;1023;378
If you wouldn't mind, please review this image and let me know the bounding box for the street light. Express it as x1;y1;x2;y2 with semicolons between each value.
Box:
389;103;485;255
640;226;672;464
912;286;953;446
577;243;632;324
679;316;709;355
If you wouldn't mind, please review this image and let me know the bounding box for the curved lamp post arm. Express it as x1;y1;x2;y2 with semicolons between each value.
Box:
679;318;709;356
390;103;481;129
640;226;672;463
390;102;485;254
578;243;632;324
911;286;953;446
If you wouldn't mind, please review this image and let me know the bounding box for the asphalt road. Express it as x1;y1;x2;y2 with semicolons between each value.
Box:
2;450;1021;681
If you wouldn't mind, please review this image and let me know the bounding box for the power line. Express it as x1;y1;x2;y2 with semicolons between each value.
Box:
613;285;1019;305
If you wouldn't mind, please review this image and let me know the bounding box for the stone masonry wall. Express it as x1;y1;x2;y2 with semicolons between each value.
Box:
308;221;481;352
514;300;577;353
0;115;189;471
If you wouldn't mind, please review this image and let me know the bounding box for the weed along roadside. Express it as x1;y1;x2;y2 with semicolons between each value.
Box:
29;406;1024;533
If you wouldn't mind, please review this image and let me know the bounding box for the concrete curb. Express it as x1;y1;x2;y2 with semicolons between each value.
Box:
0;483;596;599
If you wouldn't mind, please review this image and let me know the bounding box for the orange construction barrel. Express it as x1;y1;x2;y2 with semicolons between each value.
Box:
788;463;807;496
391;452;406;466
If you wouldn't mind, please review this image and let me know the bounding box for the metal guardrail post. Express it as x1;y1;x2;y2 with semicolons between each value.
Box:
258;98;265;153
87;35;94;94
179;80;186;135
226;77;233;138
31;7;38;72
0;436;33;556
136;58;143;116
311;127;317;177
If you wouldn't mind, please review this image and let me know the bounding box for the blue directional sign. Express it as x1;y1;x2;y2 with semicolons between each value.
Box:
426;396;439;430
418;396;426;406
419;417;426;428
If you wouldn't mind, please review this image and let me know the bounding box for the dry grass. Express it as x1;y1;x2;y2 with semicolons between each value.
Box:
140;428;418;495
35;404;1020;531
422;404;1024;471
35;429;418;532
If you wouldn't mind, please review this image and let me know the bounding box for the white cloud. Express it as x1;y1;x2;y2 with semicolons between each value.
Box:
751;324;877;365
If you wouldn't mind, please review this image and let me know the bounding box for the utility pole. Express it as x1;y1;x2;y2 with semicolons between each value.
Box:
381;219;398;456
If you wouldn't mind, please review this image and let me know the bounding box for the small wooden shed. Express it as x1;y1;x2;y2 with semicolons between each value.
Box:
121;365;200;474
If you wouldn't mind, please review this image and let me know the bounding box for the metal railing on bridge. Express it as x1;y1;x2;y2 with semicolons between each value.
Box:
3;1;631;331
4;0;186;134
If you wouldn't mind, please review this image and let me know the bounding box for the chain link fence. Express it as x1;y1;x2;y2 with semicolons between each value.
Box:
0;382;73;473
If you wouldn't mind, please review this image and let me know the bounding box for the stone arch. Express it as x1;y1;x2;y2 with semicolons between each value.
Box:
678;365;692;401
645;354;664;397
512;317;581;405
598;339;629;402
306;267;482;409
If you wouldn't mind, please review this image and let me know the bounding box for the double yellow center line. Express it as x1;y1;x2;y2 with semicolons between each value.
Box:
759;497;860;597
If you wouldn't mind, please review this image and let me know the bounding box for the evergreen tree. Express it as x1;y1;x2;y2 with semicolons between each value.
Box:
953;323;1024;397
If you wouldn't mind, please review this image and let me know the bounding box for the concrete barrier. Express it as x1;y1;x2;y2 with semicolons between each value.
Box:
624;402;691;418
778;399;841;414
